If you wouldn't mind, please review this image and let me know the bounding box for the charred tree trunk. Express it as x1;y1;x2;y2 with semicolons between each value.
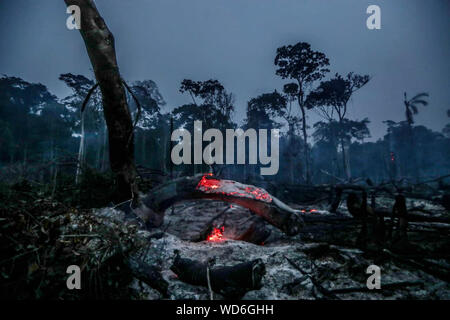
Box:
137;174;305;236
298;92;311;184
65;0;138;204
170;251;265;299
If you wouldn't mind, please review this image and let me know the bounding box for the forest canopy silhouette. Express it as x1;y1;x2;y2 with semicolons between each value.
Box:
1;42;449;197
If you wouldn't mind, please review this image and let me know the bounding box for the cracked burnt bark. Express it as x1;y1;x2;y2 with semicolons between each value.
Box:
64;0;138;204
136;174;305;236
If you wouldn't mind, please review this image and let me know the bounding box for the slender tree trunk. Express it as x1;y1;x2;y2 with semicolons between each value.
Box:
337;115;351;181
288;126;295;184
51;165;58;199
345;144;351;180
96;128;102;169
339;137;345;178
101;124;108;171
23;145;27;166
50;138;54;180
341;140;351;180
406;122;419;181
289;157;294;184
298;92;310;184
75;112;85;184
162;132;168;174
141;131;146;166
65;0;138;204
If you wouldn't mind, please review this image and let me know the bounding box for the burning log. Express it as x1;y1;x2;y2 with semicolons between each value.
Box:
136;174;304;236
170;251;265;299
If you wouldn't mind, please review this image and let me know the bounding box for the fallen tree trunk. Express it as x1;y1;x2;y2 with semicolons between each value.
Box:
170;251;265;299
136;174;304;236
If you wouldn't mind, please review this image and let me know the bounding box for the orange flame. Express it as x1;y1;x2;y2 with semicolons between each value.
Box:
207;226;225;242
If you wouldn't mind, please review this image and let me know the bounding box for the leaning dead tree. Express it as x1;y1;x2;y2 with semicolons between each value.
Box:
64;0;138;203
136;174;305;236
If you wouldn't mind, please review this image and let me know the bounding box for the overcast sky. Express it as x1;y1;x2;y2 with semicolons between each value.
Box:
0;0;449;140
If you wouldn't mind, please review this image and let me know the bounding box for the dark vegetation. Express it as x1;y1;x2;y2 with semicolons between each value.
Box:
0;179;140;299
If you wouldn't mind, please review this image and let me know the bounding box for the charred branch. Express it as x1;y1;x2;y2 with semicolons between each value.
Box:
170;251;265;299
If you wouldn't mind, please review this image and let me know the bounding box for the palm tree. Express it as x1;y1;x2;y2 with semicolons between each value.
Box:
402;92;429;180
403;92;429;125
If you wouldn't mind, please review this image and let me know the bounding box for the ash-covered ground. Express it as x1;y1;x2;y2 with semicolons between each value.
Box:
89;197;449;300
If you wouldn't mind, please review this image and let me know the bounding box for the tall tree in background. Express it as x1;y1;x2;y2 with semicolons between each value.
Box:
59;73;103;182
0;75;74;181
245;91;285;129
178;79;234;127
274;42;330;183
175;79;235;132
306;72;370;179
444;110;450;138
175;79;235;175
401;92;429;179
64;0;138;204
403;92;429;125
282;84;302;183
128;80;165;169
243;92;283;180
313;118;370;181
246;90;301;183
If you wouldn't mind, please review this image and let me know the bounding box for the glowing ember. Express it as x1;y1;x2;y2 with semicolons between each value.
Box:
301;209;318;213
197;173;221;190
390;152;395;162
207;226;226;242
196;174;272;203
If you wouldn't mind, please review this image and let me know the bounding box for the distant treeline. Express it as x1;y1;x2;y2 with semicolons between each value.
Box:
0;72;449;188
1;42;450;186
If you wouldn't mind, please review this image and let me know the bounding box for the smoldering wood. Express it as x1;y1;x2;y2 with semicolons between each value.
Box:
191;204;271;244
170;251;265;299
190;206;230;242
136;174;305;236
